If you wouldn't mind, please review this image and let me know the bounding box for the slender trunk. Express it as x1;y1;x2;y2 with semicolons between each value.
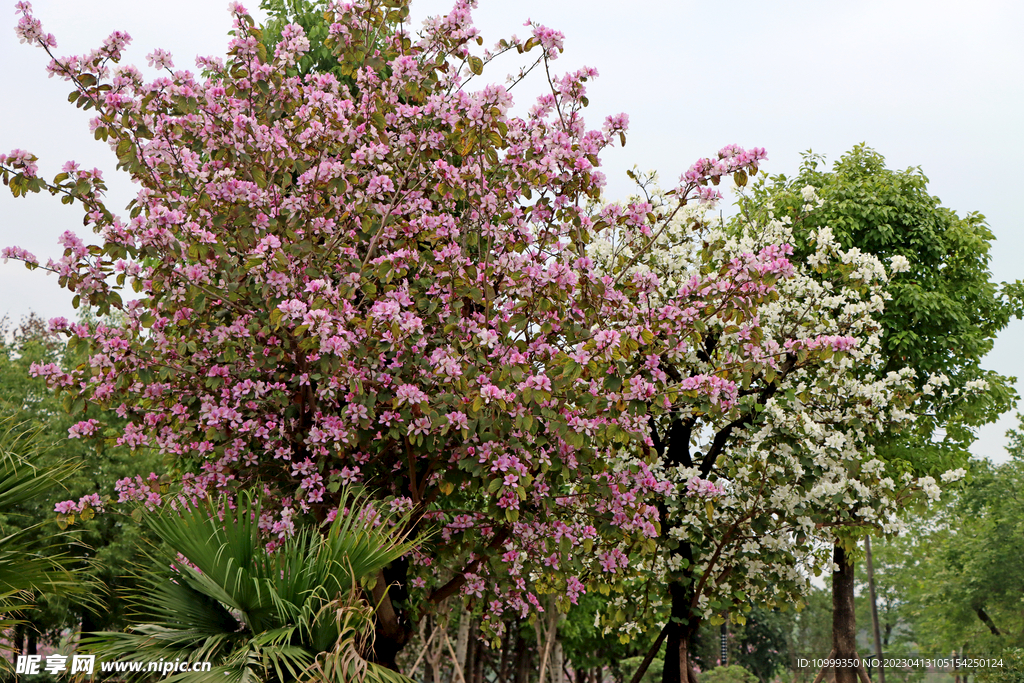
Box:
663;580;699;683
465;617;482;683
552;637;565;683
472;632;486;683
455;607;471;677
425;616;445;683
498;626;513;683
514;631;532;683
13;622;24;656
864;536;885;683
537;600;560;683
832;544;858;683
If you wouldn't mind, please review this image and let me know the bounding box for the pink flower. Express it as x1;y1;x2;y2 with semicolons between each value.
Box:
146;48;174;70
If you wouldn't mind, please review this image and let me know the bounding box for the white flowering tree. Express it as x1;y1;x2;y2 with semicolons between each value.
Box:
577;163;1007;683
582;168;995;683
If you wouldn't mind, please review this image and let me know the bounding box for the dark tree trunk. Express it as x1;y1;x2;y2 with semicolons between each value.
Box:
832;544;858;683
368;557;413;668
465;618;478;683
81;608;100;637
498;625;513;683
514;631;532;683
472;632;486;683
663;579;699;683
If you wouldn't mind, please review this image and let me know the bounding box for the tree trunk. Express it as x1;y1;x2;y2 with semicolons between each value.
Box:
864;536;885;683
455;607;471;677
465;617;480;683
663;580;699;683
424;616;445;683
473;635;486;683
498;626;513;683
552;637;565;683
514;631;532;683
832;544;858;683
537;598;562;683
369;560;413;668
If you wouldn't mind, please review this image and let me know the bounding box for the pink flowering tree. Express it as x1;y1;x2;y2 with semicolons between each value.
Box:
2;0;834;668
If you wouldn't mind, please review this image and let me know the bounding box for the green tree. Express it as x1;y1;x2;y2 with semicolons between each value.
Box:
739;145;1022;683
903;438;1024;656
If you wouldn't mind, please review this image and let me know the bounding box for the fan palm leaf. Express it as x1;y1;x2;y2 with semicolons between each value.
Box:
82;489;418;683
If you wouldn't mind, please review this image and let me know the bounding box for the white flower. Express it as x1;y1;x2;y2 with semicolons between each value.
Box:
964;379;989;392
917;475;941;501
889;255;911;274
940;468;967;483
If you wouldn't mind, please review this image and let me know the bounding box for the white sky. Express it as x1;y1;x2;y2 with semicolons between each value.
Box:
2;0;1022;462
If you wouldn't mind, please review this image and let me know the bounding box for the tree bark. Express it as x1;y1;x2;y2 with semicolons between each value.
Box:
536;598;560;683
472;632;486;683
552;638;565;683
663;580;699;683
497;626;513;683
465;617;478;683
832;544;858;683
455;607;471;677
369;558;413;668
514;631;532;683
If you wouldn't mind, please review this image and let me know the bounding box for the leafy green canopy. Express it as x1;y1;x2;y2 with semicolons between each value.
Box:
739;145;1021;475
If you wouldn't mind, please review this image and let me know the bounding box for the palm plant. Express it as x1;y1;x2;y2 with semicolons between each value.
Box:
82;490;418;683
0;418;83;635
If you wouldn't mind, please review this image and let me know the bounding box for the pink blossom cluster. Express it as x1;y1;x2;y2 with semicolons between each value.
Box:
54;493;103;515
114;474;164;508
1;245;39;265
0;149;37;177
686;477;723;499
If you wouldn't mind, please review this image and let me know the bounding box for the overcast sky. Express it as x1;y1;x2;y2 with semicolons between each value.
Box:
2;0;1022;461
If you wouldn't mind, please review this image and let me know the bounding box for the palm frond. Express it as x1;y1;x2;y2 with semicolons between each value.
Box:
83;488;418;682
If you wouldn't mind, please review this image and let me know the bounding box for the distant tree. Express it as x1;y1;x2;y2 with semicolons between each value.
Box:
903;425;1024;656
